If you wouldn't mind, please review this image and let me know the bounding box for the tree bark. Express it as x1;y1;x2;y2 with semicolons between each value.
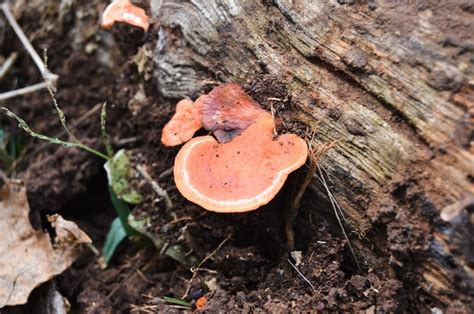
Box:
154;0;473;308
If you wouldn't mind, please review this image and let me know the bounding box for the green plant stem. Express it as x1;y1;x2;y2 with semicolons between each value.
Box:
75;142;109;160
1;107;109;160
100;102;114;158
108;188;139;236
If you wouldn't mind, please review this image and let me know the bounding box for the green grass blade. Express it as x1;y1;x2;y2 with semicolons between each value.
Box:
1;107;109;160
108;188;140;237
102;217;127;265
162;296;192;308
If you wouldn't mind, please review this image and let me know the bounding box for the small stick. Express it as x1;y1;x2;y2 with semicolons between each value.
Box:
158;166;173;179
113;136;138;147
267;97;288;129
0;82;50;101
287;258;316;291
182;234;231;299
170;216;193;224
0;52;18;80
1;3;57;85
317;164;361;270
136;164;173;209
285;143;335;250
268;100;278;136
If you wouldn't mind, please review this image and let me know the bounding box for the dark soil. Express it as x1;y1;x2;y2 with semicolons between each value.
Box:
1;0;471;313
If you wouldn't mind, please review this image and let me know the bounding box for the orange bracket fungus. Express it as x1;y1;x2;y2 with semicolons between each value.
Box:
197;83;265;143
101;0;149;32
161;98;202;146
162;83;266;146
165;84;309;213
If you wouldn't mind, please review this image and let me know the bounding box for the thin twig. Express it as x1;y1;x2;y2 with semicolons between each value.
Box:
316;164;361;270
136;164;173;209
287;258;316;291
269;101;278;136
130;304;157;313
1;3;57;84
276;109;287;129
170;216;193;224
0;82;50;101
182;234;231;299
285;142;335;250
113;136;138;147
158;166;173;180
0;52;18;80
267;97;288;128
318;166;349;225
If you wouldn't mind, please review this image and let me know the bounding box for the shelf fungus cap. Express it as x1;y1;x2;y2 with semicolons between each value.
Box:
161;99;202;146
101;0;149;32
197;83;264;143
174;116;308;213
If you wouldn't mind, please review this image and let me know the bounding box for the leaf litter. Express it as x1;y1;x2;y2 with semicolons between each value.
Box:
0;180;91;307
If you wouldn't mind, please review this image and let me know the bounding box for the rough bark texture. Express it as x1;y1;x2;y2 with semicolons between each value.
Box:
154;0;473;308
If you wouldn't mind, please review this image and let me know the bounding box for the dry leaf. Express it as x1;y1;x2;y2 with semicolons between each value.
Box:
0;181;91;307
47;214;92;247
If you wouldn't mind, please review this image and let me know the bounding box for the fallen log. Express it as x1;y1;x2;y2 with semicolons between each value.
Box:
154;0;473;309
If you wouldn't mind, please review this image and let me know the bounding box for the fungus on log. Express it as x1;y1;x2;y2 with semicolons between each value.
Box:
164;83;308;212
162;83;267;146
197;83;265;143
173;113;308;213
155;0;474;309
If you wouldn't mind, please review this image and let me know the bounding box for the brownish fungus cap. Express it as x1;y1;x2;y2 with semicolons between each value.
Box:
197;83;264;143
173;114;308;213
101;0;149;32
161;99;202;147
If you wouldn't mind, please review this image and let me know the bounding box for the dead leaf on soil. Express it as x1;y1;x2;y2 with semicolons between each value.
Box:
0;181;91;307
47;214;91;247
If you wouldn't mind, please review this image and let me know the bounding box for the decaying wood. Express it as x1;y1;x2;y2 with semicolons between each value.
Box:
154;0;473;308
